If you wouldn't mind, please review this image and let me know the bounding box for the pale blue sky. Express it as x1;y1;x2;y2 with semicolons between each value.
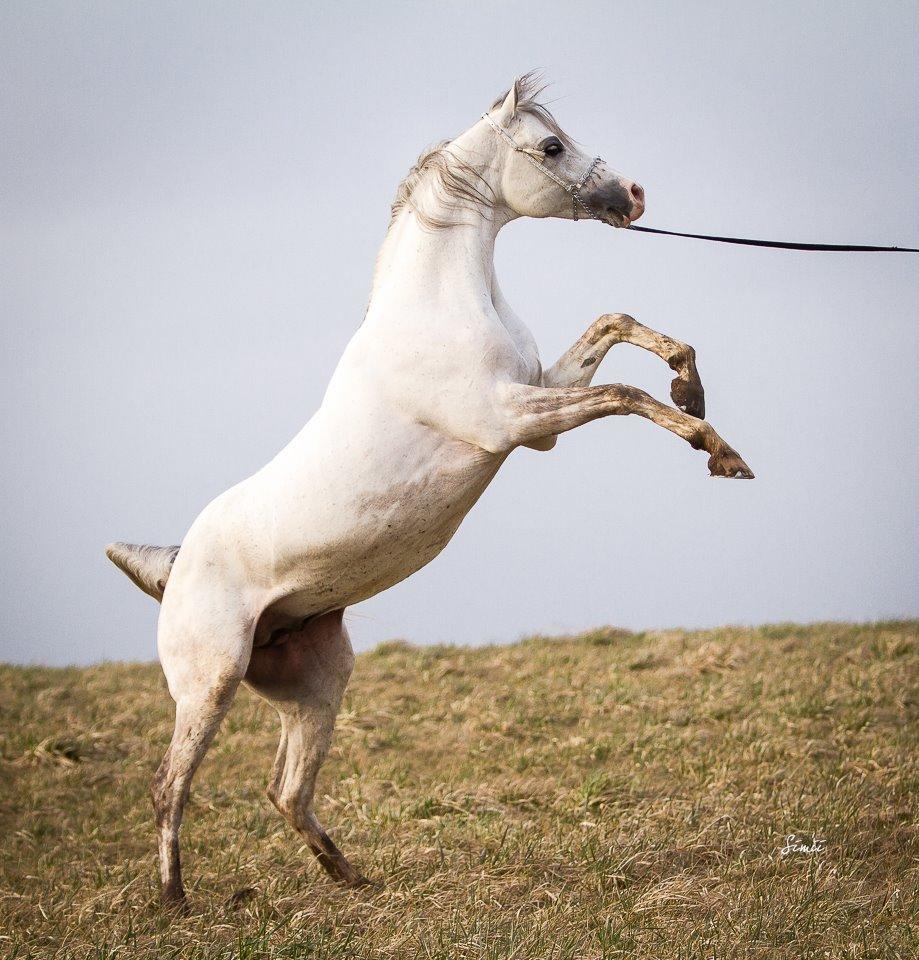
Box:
2;1;917;665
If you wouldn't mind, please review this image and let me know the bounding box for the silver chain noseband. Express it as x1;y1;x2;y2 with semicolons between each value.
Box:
481;112;602;221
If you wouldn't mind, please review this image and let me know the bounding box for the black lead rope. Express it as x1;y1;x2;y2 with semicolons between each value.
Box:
628;224;919;253
481;112;918;252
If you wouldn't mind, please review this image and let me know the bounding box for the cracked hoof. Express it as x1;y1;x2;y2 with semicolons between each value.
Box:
708;447;754;479
671;375;705;419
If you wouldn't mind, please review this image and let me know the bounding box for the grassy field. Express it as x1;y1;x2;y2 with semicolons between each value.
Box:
1;621;916;959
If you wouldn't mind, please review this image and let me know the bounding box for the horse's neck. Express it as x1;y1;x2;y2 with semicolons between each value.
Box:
370;208;502;310
361;142;540;377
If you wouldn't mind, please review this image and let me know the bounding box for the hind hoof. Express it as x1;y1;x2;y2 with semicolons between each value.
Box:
708;447;754;479
160;887;189;915
227;887;257;908
342;872;376;890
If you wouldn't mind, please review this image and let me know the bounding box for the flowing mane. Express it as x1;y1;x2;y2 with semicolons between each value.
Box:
389;71;574;230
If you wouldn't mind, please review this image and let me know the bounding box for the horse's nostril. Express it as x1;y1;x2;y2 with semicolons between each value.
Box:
630;182;645;204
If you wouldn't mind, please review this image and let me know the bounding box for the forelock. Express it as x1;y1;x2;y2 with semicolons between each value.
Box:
490;71;576;149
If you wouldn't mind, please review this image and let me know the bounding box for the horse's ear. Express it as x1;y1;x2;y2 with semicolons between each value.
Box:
492;78;520;123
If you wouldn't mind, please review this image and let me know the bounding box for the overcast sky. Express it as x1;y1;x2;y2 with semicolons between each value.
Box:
2;1;917;666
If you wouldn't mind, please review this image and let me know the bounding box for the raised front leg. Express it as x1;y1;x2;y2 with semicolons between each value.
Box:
491;382;753;478
544;313;705;418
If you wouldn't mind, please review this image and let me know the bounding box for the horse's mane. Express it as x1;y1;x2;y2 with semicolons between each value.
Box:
390;72;573;230
389;142;497;230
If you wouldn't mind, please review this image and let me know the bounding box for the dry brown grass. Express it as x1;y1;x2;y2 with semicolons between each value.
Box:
1;621;917;959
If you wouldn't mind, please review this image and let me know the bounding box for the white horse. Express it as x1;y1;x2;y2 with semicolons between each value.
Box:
107;74;753;907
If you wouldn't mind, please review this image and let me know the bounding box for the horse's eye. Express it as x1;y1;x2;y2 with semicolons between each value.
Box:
542;138;564;158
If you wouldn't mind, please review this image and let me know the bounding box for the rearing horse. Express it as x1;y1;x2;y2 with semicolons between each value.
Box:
107;74;753;907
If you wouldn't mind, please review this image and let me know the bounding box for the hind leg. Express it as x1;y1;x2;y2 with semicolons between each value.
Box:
246;609;368;887
153;591;253;905
271;707;369;885
152;678;241;905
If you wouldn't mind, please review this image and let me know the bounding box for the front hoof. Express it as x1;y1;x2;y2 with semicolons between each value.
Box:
671;376;705;419
708;447;754;479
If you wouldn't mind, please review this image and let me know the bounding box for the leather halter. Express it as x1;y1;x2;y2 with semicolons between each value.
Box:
481;112;602;222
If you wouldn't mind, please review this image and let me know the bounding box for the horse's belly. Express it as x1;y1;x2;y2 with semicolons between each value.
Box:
325;501;470;601
262;431;503;617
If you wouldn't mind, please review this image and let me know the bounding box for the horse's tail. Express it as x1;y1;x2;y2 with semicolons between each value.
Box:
105;541;180;602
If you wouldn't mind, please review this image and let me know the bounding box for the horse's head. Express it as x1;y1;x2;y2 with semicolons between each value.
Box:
484;76;645;228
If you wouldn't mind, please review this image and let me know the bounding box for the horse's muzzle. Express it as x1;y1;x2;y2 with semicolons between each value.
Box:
589;178;645;226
